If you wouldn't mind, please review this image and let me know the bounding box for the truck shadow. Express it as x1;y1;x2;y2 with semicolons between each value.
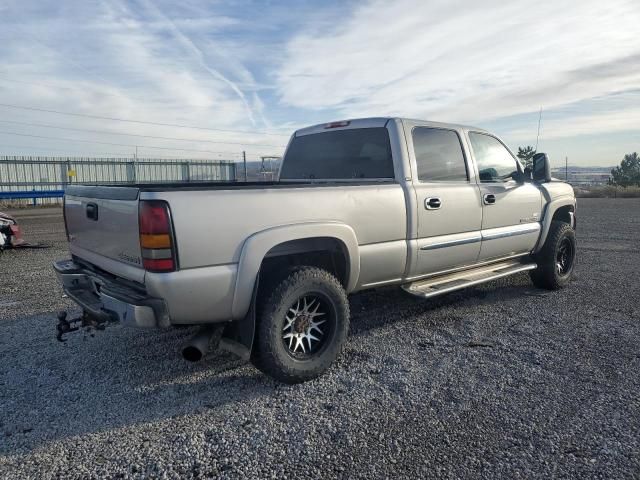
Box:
348;272;540;336
0;273;541;456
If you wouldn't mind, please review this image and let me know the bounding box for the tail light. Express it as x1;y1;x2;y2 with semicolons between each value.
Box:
139;200;177;272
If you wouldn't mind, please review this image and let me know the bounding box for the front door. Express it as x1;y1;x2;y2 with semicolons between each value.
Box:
407;125;483;276
467;132;542;261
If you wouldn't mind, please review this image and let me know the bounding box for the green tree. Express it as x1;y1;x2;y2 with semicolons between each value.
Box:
610;152;640;187
517;146;537;169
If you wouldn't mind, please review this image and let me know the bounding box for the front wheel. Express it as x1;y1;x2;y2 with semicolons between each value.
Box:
252;266;350;384
530;220;577;290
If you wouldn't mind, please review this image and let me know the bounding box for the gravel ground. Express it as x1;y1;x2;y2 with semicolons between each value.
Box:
0;199;639;479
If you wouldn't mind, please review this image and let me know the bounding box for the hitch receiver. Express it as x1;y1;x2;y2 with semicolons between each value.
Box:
56;310;118;342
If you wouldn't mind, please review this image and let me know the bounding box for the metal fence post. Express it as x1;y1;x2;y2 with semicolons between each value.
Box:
127;161;136;183
181;162;190;182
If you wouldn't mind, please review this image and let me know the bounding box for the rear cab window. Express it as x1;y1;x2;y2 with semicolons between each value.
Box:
412;127;468;182
468;132;520;182
280;127;395;180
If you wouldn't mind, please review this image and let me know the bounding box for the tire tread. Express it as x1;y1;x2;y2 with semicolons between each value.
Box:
252;266;349;383
530;220;576;290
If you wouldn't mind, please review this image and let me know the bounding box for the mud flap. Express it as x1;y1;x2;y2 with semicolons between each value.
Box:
220;275;259;362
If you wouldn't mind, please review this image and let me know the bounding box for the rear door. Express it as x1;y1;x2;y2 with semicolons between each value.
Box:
467;132;542;261
406;123;483;276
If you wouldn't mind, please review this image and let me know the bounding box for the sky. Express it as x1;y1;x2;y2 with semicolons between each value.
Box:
0;0;639;167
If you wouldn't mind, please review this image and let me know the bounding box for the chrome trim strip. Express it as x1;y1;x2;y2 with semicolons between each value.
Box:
481;223;540;241
359;277;404;289
420;235;481;251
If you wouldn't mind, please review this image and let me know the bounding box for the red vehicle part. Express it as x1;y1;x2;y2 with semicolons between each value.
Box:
0;211;37;249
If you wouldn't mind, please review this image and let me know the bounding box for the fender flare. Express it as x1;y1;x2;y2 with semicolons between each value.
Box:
533;196;576;254
230;222;360;320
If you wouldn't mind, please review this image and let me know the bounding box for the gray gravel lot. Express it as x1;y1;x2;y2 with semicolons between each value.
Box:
0;199;639;479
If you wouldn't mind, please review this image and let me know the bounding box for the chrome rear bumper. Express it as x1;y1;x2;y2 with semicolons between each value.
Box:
53;259;169;328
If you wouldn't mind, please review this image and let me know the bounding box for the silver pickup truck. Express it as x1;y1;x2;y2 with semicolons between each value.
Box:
54;117;577;383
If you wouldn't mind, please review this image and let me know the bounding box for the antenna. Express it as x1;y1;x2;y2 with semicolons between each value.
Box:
535;107;542;150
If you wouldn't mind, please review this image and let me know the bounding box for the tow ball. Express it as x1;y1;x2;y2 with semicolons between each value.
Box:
56;310;117;342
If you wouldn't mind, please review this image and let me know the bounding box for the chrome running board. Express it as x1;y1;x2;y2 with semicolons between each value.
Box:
402;259;537;299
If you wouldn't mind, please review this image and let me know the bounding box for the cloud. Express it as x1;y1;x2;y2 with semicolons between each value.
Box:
0;0;638;166
277;0;640;127
503;95;640;141
0;0;288;160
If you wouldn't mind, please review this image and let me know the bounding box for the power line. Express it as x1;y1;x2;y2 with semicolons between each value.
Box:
0;103;291;137
0;142;235;160
0;143;134;156
0;119;287;148
0;75;133;101
0;130;242;157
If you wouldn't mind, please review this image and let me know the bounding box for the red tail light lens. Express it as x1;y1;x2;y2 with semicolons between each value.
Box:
140;202;171;234
143;258;174;271
139;200;176;272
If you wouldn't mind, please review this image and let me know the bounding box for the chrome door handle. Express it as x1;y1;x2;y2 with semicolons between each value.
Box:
425;197;442;210
483;194;496;205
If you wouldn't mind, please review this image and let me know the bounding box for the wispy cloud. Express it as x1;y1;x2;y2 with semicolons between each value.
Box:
277;0;640;132
0;0;287;160
0;0;638;165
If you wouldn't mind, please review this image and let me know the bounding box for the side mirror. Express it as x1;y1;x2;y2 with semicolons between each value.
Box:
532;153;551;183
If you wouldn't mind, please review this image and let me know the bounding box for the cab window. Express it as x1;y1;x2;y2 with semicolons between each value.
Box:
469;132;519;182
412;127;468;182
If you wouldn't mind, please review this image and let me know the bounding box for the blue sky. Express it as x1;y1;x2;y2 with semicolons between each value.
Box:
0;0;638;167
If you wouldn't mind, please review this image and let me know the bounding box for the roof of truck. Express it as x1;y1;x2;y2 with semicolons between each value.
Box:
294;117;490;137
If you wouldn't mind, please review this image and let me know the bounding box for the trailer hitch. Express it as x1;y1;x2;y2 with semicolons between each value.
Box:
56;310;117;342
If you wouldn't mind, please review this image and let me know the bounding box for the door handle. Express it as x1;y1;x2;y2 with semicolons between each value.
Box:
86;202;99;221
425;197;442;210
483;194;496;205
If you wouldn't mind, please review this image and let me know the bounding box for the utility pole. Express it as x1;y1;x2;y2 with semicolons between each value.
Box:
242;151;247;182
565;156;568;181
135;145;138;160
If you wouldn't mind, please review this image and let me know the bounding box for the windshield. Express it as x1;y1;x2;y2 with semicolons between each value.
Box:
280;127;395;181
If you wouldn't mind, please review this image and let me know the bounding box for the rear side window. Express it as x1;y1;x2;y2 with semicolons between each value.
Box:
468;132;519;182
412;127;468;182
280;128;394;180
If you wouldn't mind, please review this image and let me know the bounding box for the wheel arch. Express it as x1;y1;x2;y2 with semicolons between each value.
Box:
533;197;576;254
231;222;360;320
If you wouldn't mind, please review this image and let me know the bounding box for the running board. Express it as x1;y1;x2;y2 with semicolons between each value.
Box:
402;260;537;299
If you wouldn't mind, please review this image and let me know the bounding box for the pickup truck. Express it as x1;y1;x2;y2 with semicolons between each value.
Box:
54;117;577;383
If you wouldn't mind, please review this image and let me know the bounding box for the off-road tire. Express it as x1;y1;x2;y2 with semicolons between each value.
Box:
252;266;350;384
530;220;576;290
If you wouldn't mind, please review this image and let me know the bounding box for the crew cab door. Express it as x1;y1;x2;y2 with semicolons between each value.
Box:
406;124;483;276
467;132;542;261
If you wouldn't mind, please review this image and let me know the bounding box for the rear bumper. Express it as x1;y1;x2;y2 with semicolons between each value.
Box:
53;259;170;328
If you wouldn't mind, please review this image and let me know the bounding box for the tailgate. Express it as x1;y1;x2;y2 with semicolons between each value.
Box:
64;185;143;275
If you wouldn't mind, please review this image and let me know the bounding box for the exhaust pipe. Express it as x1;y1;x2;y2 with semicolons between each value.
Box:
182;325;222;362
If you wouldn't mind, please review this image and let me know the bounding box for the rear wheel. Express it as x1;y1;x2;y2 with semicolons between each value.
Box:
530;221;576;290
252;266;350;383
